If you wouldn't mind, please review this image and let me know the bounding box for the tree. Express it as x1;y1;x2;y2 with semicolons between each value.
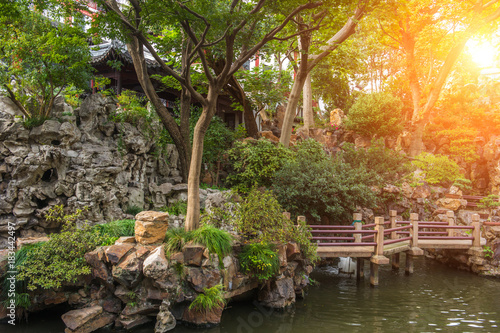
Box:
87;0;322;230
376;0;500;156
0;5;91;119
279;0;371;147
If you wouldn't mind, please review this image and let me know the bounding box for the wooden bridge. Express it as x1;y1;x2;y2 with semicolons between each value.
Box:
307;210;487;286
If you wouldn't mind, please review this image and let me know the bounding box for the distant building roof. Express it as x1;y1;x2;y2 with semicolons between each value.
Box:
90;40;162;69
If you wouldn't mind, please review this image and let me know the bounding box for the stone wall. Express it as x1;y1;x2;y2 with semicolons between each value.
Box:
0;94;189;249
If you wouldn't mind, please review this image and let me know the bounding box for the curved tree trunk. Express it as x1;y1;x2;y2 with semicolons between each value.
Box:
185;89;218;231
126;37;191;182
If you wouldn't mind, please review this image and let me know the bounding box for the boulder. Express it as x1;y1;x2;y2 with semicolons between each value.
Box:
105;244;135;265
115;314;151;330
286;242;300;261
62;306;115;333
186;267;222;293
143;246;169;279
258;131;280;143
155;300;176;332
183;242;205;266
329;108;344;127
135;211;169;245
435;198;463;211
257;277;295;309
112;251;144;288
182;305;223;327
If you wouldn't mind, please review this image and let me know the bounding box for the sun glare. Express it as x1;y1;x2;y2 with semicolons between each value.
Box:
467;40;498;69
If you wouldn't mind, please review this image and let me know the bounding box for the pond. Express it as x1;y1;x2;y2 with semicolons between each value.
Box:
3;255;500;333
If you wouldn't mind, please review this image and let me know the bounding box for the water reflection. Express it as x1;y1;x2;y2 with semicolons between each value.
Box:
2;255;500;332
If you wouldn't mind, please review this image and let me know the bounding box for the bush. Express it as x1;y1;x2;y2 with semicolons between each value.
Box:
340;139;411;186
235;188;290;243
125;205;142;216
411;153;464;187
239;242;280;281
189;285;226;313
272;140;377;224
234;187;317;262
18;224;105;290
345;92;404;137
226;139;292;193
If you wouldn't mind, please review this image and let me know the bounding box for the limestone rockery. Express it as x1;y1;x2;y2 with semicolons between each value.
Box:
0;94;201;249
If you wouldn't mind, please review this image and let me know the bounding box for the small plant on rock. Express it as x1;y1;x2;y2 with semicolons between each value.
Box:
190;224;233;266
483;246;494;259
239;242;280;281
477;194;500;220
164;227;191;253
189;285;226;314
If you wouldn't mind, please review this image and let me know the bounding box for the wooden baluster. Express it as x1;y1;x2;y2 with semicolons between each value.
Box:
390;210;400;270
370;217;388;286
447;211;455;237
472;213;482;248
406;213;419;275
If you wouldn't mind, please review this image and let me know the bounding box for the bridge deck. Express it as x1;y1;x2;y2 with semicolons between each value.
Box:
317;246;373;258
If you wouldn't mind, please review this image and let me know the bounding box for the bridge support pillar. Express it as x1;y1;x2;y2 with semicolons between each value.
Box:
405;252;414;275
370;262;379;286
392;253;400;270
356;258;364;280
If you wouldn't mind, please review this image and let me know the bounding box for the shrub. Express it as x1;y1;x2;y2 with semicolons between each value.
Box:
411;153;464;187
17;224;105;291
1;243;45;312
189;285;226;313
340;139;411;186
226;139;293;193
235;188;290;243
239;242;280;281
272;140;377;224
345;92;404;137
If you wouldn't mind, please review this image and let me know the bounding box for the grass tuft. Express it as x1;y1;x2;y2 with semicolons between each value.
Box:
189;285;226;313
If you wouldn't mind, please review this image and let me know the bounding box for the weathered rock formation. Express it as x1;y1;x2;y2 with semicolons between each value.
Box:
0;94;218;249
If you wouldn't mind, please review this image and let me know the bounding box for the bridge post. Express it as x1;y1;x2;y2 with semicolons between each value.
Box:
297;216;306;224
472;213;482;248
390;210;400;270
354;213;362;243
370;217;389;286
447;211;455;237
283;212;291;220
406;213;419;275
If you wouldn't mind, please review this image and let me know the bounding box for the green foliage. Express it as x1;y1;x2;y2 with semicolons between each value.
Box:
21;115;50;130
239;242;280;281
411;153;464;187
272;140;377;224
164;228;190;254
1;243;45;310
92;219;135;238
0;7;92;119
340;139;411;186
227;139;293;193
17;224;105;291
477;195;500;219
235;188;289;243
234;188;317;262
189;285;226;313
233;124;248;140
161;201;188;216
63;85;84;108
483;246;494;259
125;205;143;216
452;178;472;192
190;225;233;265
112;90;151;126
201;115;234;170
44;205;87;230
345;92;404;137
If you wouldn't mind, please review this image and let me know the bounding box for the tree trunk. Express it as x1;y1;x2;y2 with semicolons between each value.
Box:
303;72;314;130
280;69;308;147
185;88;218;231
126;37;191;182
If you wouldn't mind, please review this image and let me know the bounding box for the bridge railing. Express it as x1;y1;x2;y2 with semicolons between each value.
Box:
309;210;483;249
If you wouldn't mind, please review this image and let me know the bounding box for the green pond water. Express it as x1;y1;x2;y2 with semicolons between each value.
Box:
3;255;500;333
